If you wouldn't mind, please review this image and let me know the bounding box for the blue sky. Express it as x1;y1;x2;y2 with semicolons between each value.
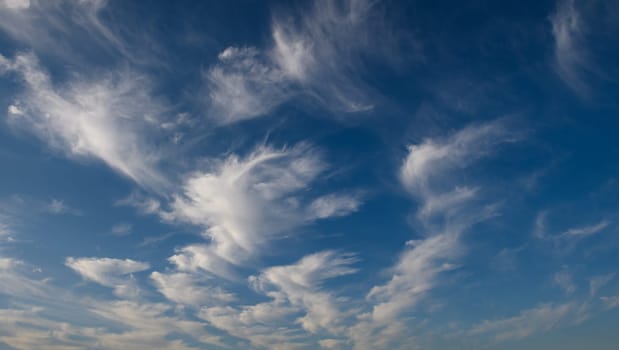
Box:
0;0;618;349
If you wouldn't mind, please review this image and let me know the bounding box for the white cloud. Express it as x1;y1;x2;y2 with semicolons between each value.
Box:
115;191;162;215
0;215;11;238
164;143;359;278
196;251;357;349
111;222;132;236
199;305;305;350
150;271;235;306
168;244;238;281
349;121;512;349
469;302;590;340
8;103;24;115
0;0;158;66
533;210;548;239
0;245;222;350
307;193;362;220
268;0;393;113
207;46;290;123
1;52;168;189
138;232;175;247
0;0;29;10
400;121;510;196
554;269;576;294
534;210;609;248
0;264;56;302
536;215;611;254
560;220;609;238
417;186;479;219
551;0;590;94
589;273;615;296
45;198;81;215
0;306;93;350
0;300;224;350
271;25;314;82
319;338;346;349
0;257;17;270
65;257;150;298
600;296;619;310
250;250;358;334
367;233;460;323
206;0;392;123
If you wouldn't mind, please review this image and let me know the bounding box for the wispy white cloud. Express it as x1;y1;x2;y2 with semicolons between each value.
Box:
197;251;357;349
319;339;346;350
551;0;591;94
554;268;576;294
416;186;479;220
400;121;511;196
199;304;305;350
0;0;30;10
206;0;394;123
533;210;548;239
0;195;81;219
0;213;12;239
111;222;132;236
349;121;513;349
600;296;619;310
268;0;383;112
45;198;81;216
138;232;175;248
0;211;56;301
533;210;610;246
150;271;235;306
0;300;225;350
307;193;363;220
0;257;17;270
560;220;609;238
65;257;150;299
250;250;358;334
534;214;611;256
589;273;615;296
0;1;99;56
1;52;169;189
115;191;162;215
469;302;590;340
88;300;224;350
207;47;291;123
0;0;161;66
164;143;360;279
0;306;96;350
0;225;223;350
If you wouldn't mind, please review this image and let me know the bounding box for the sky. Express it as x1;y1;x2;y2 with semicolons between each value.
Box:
0;0;618;349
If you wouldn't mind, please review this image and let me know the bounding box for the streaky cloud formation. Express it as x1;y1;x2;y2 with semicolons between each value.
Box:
551;0;589;94
249;250;358;334
65;257;150;298
349;121;514;350
198;250;358;349
549;0;619;98
0;0;160;66
150;271;236;306
589;274;615;297
164;143;361;279
400;120;513;196
560;219;610;238
0;52;169;189
207;0;391;124
0;1;618;349
207;47;291;123
469;302;590;340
